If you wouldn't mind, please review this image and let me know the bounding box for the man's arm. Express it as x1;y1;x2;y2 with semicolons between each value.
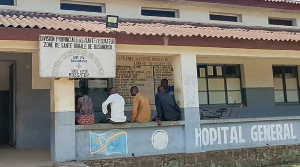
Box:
155;95;163;121
102;95;113;115
130;96;139;122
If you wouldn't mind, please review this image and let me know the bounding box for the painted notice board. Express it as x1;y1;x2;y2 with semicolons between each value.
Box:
113;55;174;105
39;35;116;78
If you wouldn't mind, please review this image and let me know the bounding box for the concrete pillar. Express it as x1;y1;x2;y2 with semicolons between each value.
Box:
172;53;200;153
50;78;75;162
242;61;274;106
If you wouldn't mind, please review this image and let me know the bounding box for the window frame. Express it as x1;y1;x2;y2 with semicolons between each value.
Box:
273;65;300;103
268;17;296;27
60;0;105;13
0;0;15;6
209;12;242;23
141;7;179;18
197;64;243;106
74;78;109;93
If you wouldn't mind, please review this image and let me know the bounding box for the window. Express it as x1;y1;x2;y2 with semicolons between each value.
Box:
268;18;296;26
75;78;108;93
141;8;178;18
75;78;109;112
0;0;14;6
209;13;242;22
197;64;242;105
61;1;103;13
273;66;299;103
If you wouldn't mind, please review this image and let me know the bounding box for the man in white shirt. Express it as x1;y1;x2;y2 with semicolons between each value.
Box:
102;87;127;123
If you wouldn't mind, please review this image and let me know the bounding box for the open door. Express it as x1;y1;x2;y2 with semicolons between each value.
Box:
9;63;16;147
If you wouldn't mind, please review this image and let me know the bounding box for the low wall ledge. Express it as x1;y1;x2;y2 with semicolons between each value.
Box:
201;116;300;124
75;121;185;130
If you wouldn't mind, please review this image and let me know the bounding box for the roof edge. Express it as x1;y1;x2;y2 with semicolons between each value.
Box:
183;0;300;11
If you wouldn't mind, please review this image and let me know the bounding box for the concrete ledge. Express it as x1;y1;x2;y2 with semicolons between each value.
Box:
201;116;300;124
75;121;185;130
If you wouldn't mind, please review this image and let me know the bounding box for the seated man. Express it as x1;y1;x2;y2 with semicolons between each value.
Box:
130;86;151;123
161;78;174;96
155;86;181;126
102;87;127;123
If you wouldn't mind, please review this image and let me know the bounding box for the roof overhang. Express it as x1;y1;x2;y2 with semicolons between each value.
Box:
0;10;300;51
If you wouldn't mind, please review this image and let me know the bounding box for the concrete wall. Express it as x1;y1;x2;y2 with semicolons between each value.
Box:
0;52;50;148
75;123;185;160
75;116;300;161
0;0;299;29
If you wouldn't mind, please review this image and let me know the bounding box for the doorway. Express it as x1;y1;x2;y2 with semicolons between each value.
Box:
0;61;16;148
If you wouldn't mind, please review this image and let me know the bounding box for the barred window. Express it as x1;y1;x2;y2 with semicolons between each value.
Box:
273;66;299;103
197;64;242;105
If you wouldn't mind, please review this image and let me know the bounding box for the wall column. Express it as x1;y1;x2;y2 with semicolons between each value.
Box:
172;53;200;153
242;61;274;106
50;78;75;162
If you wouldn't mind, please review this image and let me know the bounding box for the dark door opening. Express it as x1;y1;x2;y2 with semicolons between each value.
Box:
9;63;16;147
0;61;15;148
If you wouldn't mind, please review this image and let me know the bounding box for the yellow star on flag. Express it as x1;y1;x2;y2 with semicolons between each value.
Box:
94;137;100;144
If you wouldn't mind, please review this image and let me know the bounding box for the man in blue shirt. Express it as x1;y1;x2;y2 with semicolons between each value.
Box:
161;78;174;96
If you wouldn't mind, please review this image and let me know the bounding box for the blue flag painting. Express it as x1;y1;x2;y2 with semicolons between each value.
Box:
90;129;128;156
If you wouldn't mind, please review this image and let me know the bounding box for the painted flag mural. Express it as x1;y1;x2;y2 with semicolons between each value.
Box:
90;129;128;156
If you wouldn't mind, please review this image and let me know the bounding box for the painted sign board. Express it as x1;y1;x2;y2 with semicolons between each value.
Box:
39;35;116;78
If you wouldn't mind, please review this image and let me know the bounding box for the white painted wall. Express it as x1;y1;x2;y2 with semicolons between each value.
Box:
0;0;299;29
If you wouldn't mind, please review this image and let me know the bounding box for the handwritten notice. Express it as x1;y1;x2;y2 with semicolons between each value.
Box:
114;56;173;104
39;35;116;78
154;66;174;89
114;66;154;104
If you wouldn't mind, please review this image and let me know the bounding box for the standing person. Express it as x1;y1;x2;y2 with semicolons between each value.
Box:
130;86;151;123
161;78;174;96
102;87;127;123
76;86;94;125
155;86;180;126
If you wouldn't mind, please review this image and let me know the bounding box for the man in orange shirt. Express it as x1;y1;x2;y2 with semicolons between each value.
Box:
130;86;151;123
